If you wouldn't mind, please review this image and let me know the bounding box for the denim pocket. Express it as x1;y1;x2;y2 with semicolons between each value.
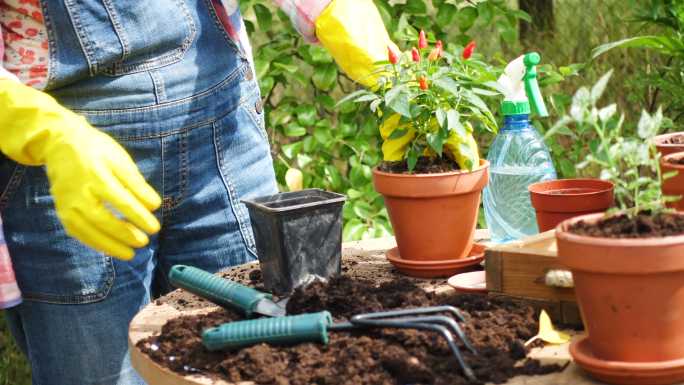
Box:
64;0;197;76
1;166;115;304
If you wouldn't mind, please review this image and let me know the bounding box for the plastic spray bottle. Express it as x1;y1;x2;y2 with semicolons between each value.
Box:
483;52;557;243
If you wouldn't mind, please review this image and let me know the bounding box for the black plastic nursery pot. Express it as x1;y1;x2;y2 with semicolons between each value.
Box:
242;189;347;295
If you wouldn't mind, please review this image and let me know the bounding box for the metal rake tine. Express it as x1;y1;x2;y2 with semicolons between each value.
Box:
349;317;476;382
386;315;476;354
351;313;476;354
352;305;467;323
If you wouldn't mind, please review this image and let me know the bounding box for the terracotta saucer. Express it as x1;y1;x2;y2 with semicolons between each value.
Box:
447;270;487;294
571;336;684;385
386;243;485;278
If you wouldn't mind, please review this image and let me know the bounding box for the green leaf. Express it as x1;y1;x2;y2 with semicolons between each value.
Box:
273;62;298;73
436;3;457;28
592;35;675;59
427;131;444;156
316;94;336;111
284;123;307;137
463;90;492;117
254;58;270;79
355;94;380;103
296;105;317;126
281;141;302;158
336;89;371;106
510;9;532;22
405;0;427;14
314;126;334;147
591;70;613;103
388;128;408;140
258;76;275;95
308;45;333;63
346;188;364;199
456;6;478;31
433;77;460;96
447;109;466;137
324;165;343;190
436;108;447;128
352;200;374;220
253;3;272;30
407;147;419;172
558;159;577;178
343;219;365;241
385;85;411;117
312;63;338;91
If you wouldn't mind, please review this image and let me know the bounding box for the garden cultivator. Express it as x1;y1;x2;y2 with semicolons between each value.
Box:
169;265;478;381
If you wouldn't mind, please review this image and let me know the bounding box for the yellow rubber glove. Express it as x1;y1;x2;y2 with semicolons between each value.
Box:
315;0;398;88
380;113;480;169
0;80;161;260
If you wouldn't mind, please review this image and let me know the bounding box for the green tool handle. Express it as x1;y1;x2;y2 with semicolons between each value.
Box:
202;311;333;351
168;265;270;316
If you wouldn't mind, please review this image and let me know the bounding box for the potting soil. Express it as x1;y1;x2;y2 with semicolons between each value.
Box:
664;134;684;145
378;157;461;174
667;156;684;165
138;276;564;385
569;212;684;238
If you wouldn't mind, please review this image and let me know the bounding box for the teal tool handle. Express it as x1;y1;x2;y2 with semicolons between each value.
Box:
168;265;270;316
202;311;333;351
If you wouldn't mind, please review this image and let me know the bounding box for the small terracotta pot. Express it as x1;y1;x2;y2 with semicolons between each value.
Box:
654;132;684;157
661;152;684;211
528;179;614;232
557;213;684;370
373;160;489;261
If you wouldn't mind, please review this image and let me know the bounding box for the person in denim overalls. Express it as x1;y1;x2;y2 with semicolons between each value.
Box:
0;1;394;384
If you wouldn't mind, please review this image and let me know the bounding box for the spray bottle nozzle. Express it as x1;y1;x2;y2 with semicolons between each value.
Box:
522;52;548;117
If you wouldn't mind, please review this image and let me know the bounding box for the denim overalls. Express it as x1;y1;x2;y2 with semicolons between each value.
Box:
0;1;277;384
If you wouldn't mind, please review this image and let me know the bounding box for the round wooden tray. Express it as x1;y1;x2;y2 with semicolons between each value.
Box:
128;235;599;385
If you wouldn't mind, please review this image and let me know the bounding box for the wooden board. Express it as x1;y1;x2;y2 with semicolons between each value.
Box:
129;232;601;385
485;231;581;325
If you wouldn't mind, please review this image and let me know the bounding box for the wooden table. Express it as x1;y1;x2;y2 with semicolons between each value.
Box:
128;232;604;385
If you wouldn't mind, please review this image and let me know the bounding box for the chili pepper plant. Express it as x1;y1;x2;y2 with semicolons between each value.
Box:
338;31;501;173
337;31;503;272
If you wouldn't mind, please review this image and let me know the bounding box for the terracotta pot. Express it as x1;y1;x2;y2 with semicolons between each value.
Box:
661;152;684;211
557;213;684;384
655;132;684;157
373;160;489;261
528;179;614;232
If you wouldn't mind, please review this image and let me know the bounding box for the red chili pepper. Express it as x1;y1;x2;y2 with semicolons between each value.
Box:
411;47;420;62
463;41;476;59
427;40;443;61
387;46;399;64
419;76;428;90
418;30;428;49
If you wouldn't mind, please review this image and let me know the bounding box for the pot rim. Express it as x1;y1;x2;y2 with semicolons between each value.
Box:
528;178;614;197
661;151;684;168
556;212;684;247
372;159;489;178
654;132;684;147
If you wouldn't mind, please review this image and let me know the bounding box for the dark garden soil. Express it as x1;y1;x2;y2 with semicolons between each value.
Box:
379;157;461;174
663;134;684;145
569;211;684;238
138;276;564;385
666;156;684;165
